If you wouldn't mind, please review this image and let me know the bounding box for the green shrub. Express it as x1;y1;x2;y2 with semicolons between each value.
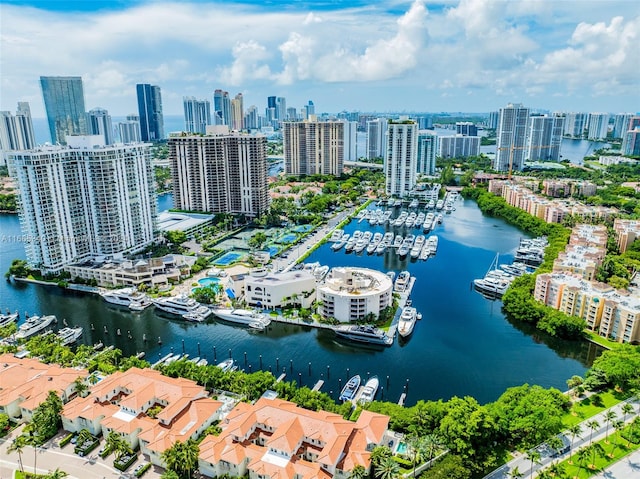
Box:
135;463;152;477
114;452;137;471
74;437;99;455
59;433;74;447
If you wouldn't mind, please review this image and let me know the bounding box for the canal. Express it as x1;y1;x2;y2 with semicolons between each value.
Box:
0;196;602;405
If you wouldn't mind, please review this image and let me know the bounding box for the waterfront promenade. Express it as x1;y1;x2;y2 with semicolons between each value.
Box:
483;397;640;479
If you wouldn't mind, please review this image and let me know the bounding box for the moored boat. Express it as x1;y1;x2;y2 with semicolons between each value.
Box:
398;307;417;338
56;326;83;346
335;325;393;346
358;376;379;404
0;312;18;328
212;308;271;328
16;315;57;340
339;375;361;401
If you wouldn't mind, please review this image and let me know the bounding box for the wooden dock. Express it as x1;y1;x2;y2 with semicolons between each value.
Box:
312;380;324;391
398;393;406;406
276;373;286;383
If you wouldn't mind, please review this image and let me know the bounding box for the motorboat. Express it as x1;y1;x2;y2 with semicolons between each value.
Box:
436;199;444;210
331;234;349;251
314;265;330;280
426;235;439;255
473;276;511;296
394;271;410;292
344;237;356;252
0;311;18;328
409;199;419;208
330;229;344;242
216;358;236;372
358;376;380;404
183;312;207;322
375;242;387;254
212;308;271;328
153;295;212;319
335;325;393;346
398;307;417;338
437;214;443;223
57;326;83;346
196;358;208;366
354;238;368;254
339;375;361;401
16;315;57;340
100;287;151;309
129;300;150;312
393;235;403;248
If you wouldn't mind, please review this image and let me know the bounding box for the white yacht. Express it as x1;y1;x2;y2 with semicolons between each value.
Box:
393;235;403;248
335;326;392;346
358;376;380;404
394;271;410;292
100;287;151;309
473;276;511;296
16;315;57;340
331;234;349;251
153;295;212;319
57;326;83;346
330;229;344;242
212;308;271;328
409;199;419;208
398;307;417;338
0;312;18;328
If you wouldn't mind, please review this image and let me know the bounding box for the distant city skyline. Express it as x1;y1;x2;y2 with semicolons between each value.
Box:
1;0;638;117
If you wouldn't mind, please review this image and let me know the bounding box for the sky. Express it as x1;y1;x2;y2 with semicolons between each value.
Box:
0;0;638;117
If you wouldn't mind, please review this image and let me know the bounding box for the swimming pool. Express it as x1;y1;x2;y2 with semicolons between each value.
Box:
294;224;313;233
265;245;280;256
395;442;408;455
276;233;297;244
198;277;220;287
214;251;244;266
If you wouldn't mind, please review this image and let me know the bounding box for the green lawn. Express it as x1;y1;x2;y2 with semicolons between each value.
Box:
583;331;618;350
552;427;640;478
562;390;627;427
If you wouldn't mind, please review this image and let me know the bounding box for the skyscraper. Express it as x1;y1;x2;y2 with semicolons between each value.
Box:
88;108;114;145
385;119;418;197
0;103;36;168
230;93;244;131
283;120;344;176
118;120;141;143
526;114;565;161
622;128;640;156
244;105;259;130
438;135;480;159
417;131;437;175
15;102;36;150
586;113;610;140
487;111;500;129
183;97;211;134
302;101;315;120
494;103;530;172
213;90;231;126
10;135;156;273
563;113;587;138
40;76;88;144
340;120;358;162
456;122;478;136
136;84;164;141
612;113;634;139
169;128;269;217
276;97;287;122
366;118;388;160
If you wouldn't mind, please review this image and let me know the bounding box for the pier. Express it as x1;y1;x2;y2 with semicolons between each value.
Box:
312;380;324;391
387;275;417;339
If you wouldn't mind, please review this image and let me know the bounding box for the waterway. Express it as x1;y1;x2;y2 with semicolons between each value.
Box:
0;197;602;405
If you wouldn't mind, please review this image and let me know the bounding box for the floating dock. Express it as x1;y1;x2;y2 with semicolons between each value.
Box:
312;380;324;391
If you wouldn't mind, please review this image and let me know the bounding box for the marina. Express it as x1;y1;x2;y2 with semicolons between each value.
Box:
0;195;601;405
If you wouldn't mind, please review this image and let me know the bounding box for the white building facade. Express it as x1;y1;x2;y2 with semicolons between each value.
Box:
526;114;565;162
244;270;316;309
10;135;157;273
366;118;388;160
417;130;437;175
494;103;530;172
282;120;344;176
385;120;418;197
438;135;480;159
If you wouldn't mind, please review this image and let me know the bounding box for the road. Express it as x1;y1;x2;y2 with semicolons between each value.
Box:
0;425;162;479
483;397;640;479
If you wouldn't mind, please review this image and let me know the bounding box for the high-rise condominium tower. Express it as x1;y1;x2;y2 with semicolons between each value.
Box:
213;90;231;126
341;121;358;162
231;93;244;131
169;128;269;217
183;97;211;134
136;84;164;141
563;113;587;138
40;76;88;144
385;119;418;197
118;120;142;143
587;113;610;140
526;114;565;161
417;131;437;175
438;135;480;159
283;120;344;176
366;118;388;160
88;108;114;145
494;103;530;172
613;113;634;139
10;135;156;273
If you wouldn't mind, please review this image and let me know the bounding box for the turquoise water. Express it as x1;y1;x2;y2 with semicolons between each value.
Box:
294;224;313;233
265;245;280;256
198;277;221;287
214;251;244;266
276;233;297;244
395;442;407;455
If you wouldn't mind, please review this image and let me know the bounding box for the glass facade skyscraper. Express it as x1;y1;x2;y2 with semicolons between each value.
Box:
40;76;88;144
136;84;164;141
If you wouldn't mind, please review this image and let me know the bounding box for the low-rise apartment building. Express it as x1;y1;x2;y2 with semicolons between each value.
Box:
198;396;390;479
0;353;88;421
243;269;317;309
613;218;640;253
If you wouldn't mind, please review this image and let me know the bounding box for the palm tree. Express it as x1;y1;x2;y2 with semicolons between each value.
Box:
603;410;617;443
106;430;129;460
547;461;565;478
73;377;88;398
46;468;68;479
589;442;605;469
567;423;582;464
621;402;634;424
610;420;624;458
423;433;441;466
161;439;200;479
374;455;400;479
524;449;541;479
369;445;392;473
576;447;590;476
77;428;93;445
508;466;524;479
349;465;367;479
587;419;600;446
8;435;26;474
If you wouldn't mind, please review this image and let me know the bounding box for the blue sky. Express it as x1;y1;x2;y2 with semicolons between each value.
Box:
1;0;638;117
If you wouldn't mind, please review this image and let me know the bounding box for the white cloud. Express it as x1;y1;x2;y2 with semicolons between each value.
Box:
219;41;273;86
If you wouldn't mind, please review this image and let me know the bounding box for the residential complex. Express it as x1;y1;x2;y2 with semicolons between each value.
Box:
0;353;87;421
526;114;565;162
438;134;480;159
40;76;88;144
169;128;269;217
384;119;417;197
198;396;390;479
417;130;437;175
318;267;393;322
282;120;344;176
586;113;610;140
365;118;388;160
622;125;640;156
234;269;317;309
62;368;223;469
563;113;587;138
136;83;164;141
613;218;640;253
118;119;142;143
183;96;212;134
9;135;157;273
213;89;231;126
341;120;358;162
0;102;36;166
494;103;530;172
87;107;114;145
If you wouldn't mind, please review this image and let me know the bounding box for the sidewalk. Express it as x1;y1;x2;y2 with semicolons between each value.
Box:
483;396;640;479
0;425;162;479
591;447;640;478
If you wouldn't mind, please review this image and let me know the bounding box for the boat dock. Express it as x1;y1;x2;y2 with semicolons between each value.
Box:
386;276;416;339
312;380;324;391
276;373;286;383
398;393;406;406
